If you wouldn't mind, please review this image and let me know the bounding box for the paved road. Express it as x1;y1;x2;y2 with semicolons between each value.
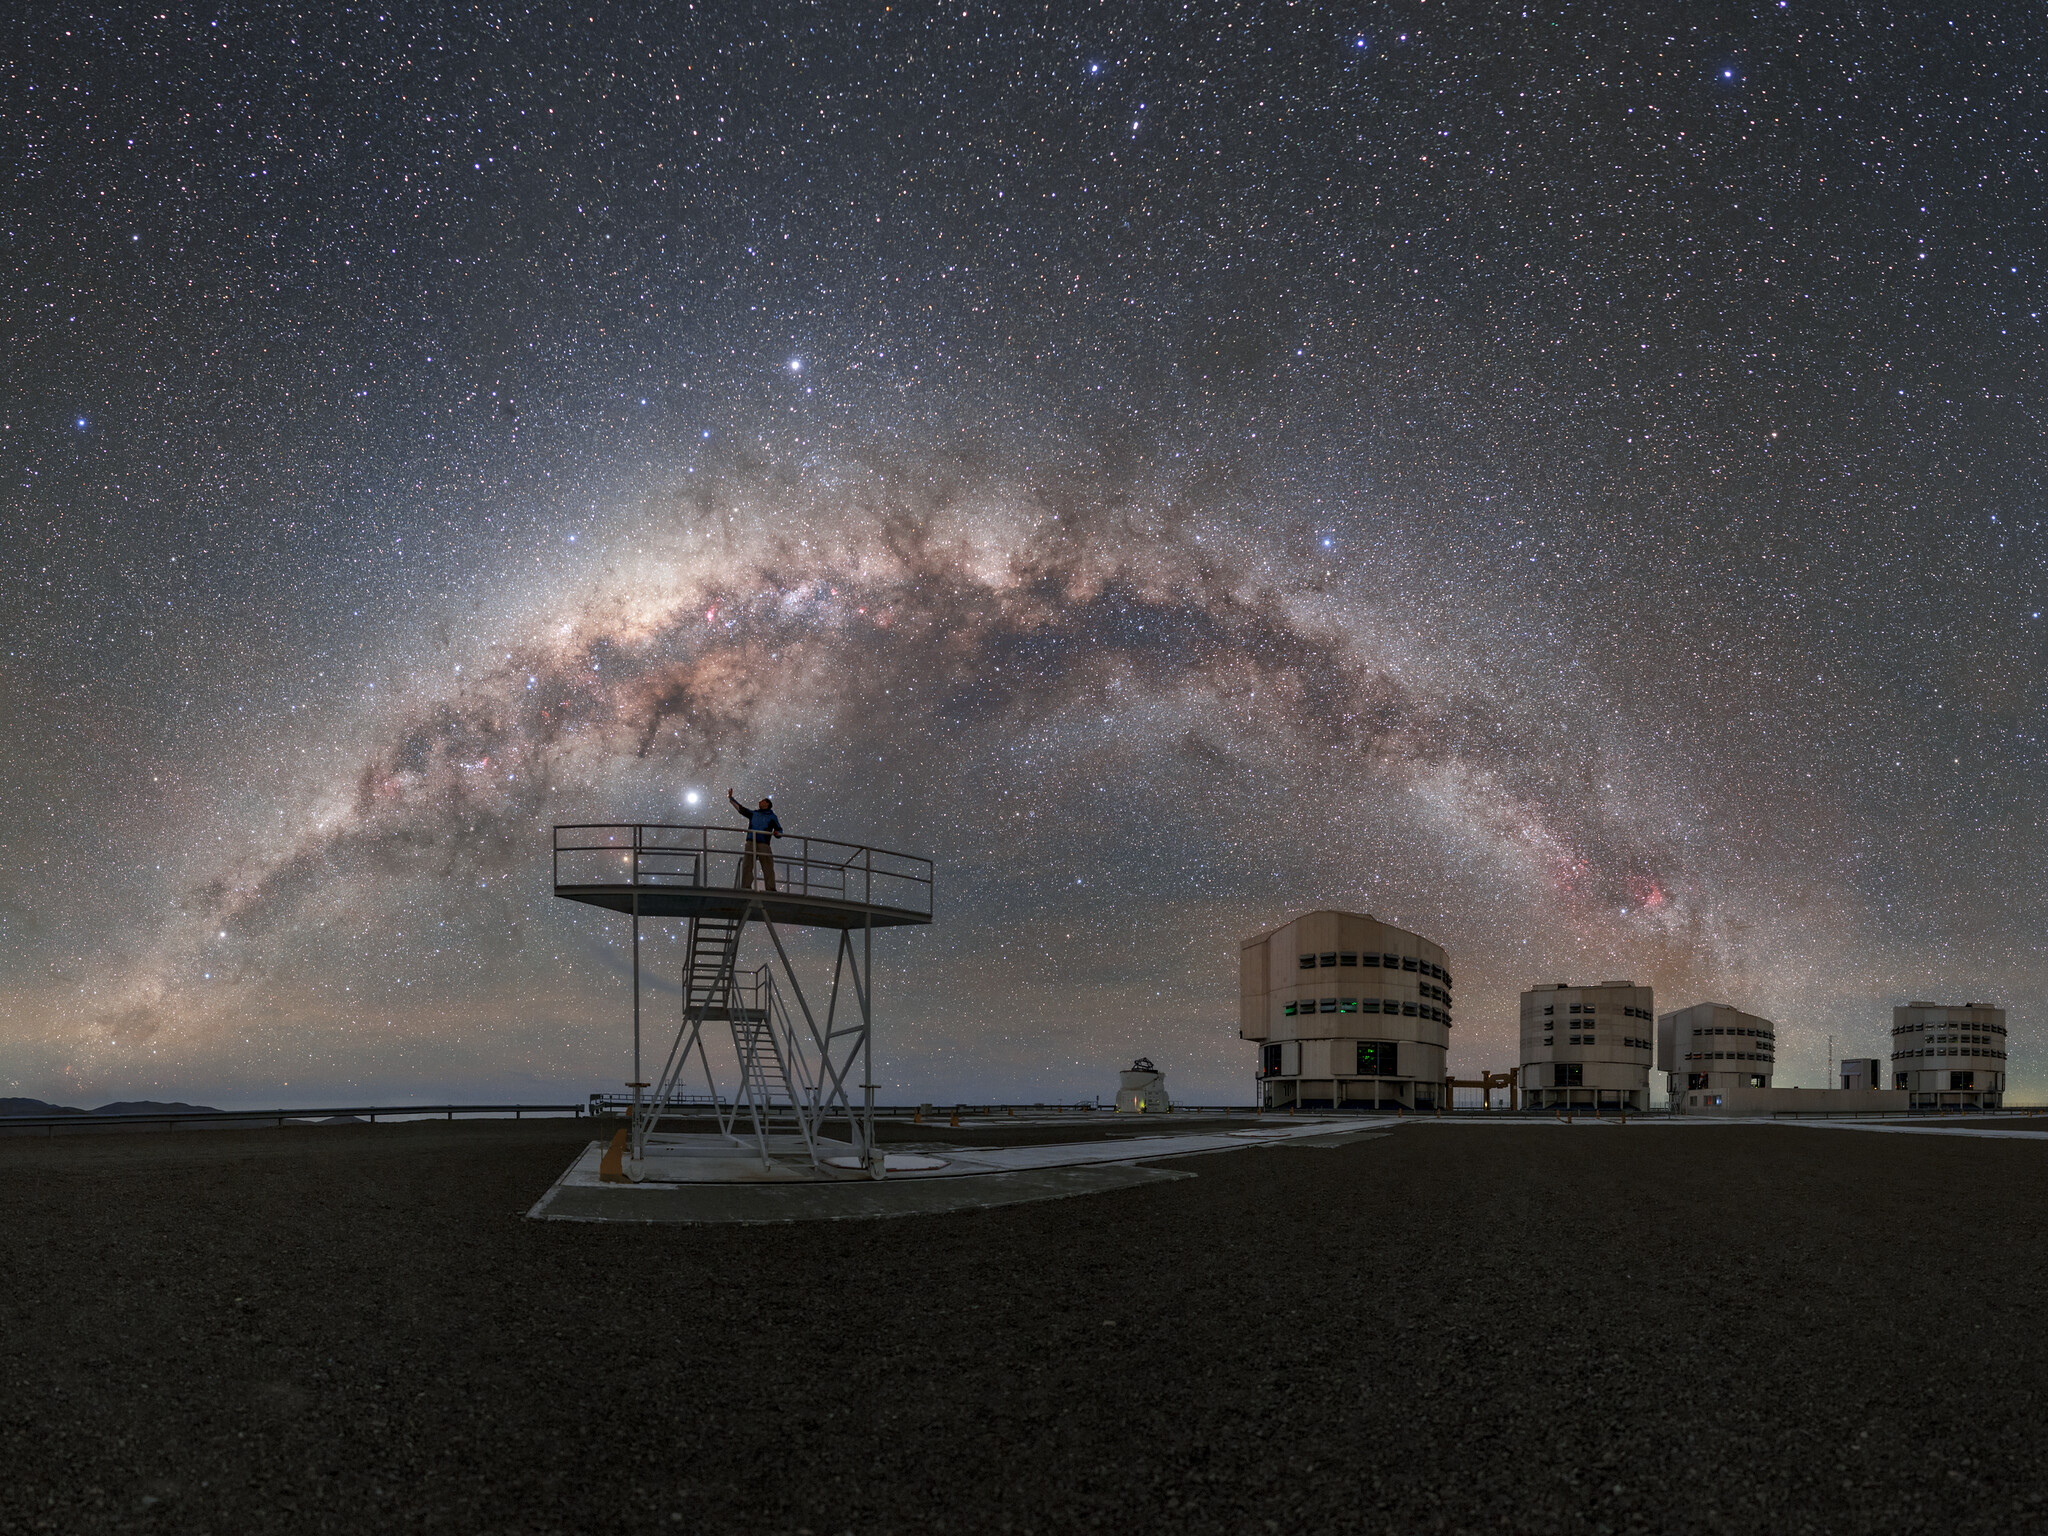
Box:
4;1119;2046;1534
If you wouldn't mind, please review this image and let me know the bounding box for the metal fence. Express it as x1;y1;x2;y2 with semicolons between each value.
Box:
1766;1105;2047;1120
0;1103;585;1136
15;1097;2029;1137
553;823;933;917
586;1095;1257;1118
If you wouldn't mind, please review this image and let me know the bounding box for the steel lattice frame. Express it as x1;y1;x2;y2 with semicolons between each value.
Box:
551;824;926;1179
629;901;876;1174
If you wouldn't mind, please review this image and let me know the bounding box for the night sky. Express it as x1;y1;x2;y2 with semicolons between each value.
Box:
6;3;2044;1109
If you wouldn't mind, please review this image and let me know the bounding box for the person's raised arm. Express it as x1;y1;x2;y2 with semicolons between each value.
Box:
728;788;749;820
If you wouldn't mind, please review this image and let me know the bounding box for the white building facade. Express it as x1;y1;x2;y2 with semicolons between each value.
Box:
1657;1002;1779;1102
1839;1057;1882;1092
1521;981;1654;1112
1668;1084;1908;1117
1891;1002;2008;1109
1240;911;1453;1111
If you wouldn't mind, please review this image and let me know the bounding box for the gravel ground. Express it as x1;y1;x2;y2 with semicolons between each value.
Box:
5;1119;2047;1535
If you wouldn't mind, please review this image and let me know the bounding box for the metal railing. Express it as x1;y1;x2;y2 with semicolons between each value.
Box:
585;1098;1265;1119
553;823;933;918
0;1103;586;1135
1768;1105;2045;1120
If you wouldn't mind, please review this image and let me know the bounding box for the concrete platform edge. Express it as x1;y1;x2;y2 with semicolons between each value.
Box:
527;1157;1195;1224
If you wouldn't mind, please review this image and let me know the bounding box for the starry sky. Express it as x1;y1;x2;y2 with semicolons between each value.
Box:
5;2;2044;1109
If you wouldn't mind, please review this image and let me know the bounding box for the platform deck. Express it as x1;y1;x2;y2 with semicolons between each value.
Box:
550;883;930;928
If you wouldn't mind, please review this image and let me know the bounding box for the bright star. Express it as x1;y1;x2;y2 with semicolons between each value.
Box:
75;417;87;429
789;358;802;372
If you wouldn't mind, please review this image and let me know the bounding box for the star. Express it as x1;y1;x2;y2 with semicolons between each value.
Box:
6;1;2036;1115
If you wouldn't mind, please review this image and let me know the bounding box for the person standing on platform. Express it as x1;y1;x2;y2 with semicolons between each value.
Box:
728;788;782;891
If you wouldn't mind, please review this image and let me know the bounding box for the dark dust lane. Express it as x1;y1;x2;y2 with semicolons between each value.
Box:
4;1122;2047;1535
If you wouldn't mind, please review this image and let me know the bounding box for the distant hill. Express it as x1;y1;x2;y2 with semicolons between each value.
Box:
0;1098;86;1117
0;1098;222;1117
91;1101;222;1115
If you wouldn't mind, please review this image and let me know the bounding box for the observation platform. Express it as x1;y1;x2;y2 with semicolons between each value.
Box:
552;824;932;929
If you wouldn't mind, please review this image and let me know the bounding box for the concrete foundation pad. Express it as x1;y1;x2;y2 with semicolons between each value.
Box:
628;1132;862;1183
529;1157;1194;1223
1274;1127;1395;1148
529;1118;1391;1223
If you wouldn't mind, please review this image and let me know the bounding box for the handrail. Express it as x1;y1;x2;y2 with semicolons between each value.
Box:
0;1103;586;1133
584;1096;1263;1117
1767;1106;2038;1120
553;821;930;869
552;822;933;918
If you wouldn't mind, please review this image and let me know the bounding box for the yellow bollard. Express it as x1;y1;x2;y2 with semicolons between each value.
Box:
599;1128;629;1183
950;1108;960;1128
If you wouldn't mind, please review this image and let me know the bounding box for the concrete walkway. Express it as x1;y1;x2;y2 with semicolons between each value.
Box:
1775;1118;2048;1140
1401;1115;2048;1137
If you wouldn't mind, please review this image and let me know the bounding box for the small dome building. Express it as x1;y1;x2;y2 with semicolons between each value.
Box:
1115;1058;1170;1114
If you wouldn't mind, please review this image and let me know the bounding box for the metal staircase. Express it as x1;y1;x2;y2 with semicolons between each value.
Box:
632;905;826;1171
632;910;745;1165
681;913;744;1022
729;1000;820;1166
